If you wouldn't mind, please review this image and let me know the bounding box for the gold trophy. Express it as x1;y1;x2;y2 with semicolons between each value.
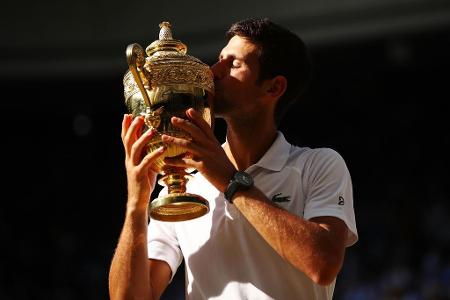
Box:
123;22;214;222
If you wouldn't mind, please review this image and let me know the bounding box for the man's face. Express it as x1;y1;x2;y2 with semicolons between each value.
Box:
210;35;265;118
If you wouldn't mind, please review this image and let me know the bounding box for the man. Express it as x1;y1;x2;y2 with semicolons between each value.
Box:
109;18;358;300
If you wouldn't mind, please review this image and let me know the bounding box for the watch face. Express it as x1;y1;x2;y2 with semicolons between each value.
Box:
236;171;253;186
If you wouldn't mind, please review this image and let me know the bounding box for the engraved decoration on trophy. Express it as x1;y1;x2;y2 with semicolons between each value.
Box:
123;22;214;222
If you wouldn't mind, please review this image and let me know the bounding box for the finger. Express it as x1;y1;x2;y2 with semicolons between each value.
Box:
130;129;158;165
186;108;216;141
138;146;166;173
123;116;145;154
171;116;206;142
121;114;132;141
164;156;196;169
161;134;203;156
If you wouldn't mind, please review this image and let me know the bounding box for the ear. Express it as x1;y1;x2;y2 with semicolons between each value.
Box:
265;75;287;99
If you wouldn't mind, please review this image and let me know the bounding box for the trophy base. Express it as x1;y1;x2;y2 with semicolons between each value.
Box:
149;193;209;222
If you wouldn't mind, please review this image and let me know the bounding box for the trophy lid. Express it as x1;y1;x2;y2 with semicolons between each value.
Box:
141;21;214;94
146;22;187;56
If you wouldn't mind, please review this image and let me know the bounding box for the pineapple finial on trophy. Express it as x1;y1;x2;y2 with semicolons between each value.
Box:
158;22;173;40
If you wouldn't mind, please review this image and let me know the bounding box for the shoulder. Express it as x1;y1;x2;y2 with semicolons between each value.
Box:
303;147;344;161
287;146;347;172
302;148;351;189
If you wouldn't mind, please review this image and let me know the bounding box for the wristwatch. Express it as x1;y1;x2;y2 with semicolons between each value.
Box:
224;171;254;203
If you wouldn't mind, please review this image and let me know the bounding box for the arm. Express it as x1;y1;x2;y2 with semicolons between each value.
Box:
109;115;171;300
162;109;349;285
232;187;348;285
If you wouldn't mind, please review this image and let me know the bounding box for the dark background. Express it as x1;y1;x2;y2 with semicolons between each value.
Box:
1;1;450;299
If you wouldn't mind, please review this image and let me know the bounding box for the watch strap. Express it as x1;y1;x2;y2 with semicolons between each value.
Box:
224;171;253;203
224;180;239;203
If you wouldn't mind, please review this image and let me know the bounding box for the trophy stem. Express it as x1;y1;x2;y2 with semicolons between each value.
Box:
161;170;188;194
150;168;209;222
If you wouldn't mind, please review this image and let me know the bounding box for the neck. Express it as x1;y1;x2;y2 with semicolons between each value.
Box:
224;116;278;171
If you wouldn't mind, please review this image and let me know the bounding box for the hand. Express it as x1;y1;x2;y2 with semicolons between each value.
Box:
161;108;236;193
121;114;166;210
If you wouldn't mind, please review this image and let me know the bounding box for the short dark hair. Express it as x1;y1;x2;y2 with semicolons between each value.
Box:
226;18;313;125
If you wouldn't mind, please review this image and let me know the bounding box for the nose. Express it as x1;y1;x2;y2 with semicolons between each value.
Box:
210;61;223;81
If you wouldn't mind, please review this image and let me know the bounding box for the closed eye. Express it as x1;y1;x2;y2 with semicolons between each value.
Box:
231;60;241;68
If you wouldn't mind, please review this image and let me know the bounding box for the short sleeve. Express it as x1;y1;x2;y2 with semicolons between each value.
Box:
147;211;183;282
303;148;358;246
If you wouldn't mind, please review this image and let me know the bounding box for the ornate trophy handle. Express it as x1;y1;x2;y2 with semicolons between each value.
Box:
126;43;151;108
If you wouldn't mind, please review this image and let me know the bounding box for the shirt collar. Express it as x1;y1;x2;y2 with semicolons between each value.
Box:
251;131;291;172
224;131;291;172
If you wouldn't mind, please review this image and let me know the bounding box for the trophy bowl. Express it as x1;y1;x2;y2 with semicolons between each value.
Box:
123;22;214;222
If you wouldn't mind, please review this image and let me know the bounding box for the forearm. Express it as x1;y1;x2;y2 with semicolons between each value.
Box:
109;206;153;300
233;187;345;285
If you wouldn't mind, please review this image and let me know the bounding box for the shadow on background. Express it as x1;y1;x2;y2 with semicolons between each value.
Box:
1;26;449;300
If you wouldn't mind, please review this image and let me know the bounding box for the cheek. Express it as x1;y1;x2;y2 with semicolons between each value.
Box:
229;66;248;78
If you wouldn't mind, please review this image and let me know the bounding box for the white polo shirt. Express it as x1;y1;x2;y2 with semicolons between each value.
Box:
148;131;358;300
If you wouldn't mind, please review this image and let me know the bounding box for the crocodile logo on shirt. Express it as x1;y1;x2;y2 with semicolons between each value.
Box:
271;193;291;203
